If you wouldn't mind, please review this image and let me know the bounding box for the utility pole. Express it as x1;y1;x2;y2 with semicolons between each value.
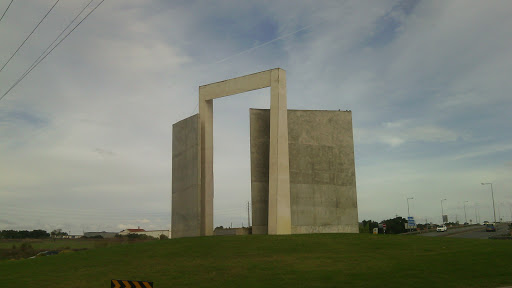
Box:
247;201;251;227
406;197;413;232
498;203;501;222
463;201;468;224
475;204;480;224
441;199;445;223
407;197;414;218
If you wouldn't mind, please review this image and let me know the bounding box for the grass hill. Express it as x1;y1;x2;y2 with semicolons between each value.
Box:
1;233;511;287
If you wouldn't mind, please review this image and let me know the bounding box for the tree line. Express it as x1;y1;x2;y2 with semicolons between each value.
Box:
359;216;408;234
0;229;50;239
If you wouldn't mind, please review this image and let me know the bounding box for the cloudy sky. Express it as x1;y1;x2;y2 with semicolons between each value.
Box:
1;0;511;234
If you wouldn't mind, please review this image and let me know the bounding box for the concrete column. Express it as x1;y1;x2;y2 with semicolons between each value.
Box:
268;69;291;235
199;99;214;236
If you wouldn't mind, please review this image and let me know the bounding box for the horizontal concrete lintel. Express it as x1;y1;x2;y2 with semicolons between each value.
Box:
199;69;282;101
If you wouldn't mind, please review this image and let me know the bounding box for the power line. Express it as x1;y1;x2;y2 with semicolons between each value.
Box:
0;0;60;74
25;0;96;74
0;0;106;103
1;0;95;96
213;23;314;65
191;101;198;114
0;0;14;23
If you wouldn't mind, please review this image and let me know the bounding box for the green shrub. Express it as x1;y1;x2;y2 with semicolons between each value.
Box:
127;234;154;240
1;242;36;260
20;243;32;252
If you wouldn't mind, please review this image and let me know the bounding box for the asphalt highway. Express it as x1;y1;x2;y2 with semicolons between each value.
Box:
448;223;509;239
419;223;510;239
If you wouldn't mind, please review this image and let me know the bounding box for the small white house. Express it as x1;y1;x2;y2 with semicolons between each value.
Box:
119;228;146;236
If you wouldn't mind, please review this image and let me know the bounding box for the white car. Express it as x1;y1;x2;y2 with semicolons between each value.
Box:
436;225;447;232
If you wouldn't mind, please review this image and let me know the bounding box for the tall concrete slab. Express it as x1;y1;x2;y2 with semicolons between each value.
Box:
250;109;359;234
172;114;201;238
250;109;270;234
287;110;358;233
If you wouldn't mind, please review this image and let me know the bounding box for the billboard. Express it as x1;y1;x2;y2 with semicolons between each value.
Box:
442;215;448;223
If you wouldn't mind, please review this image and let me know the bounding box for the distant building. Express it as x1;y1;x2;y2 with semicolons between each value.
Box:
119;228;145;236
83;231;118;238
119;227;170;238
62;235;82;239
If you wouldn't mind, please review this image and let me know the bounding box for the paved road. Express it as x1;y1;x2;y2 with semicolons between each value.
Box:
420;225;483;237
449;223;509;239
419;223;509;239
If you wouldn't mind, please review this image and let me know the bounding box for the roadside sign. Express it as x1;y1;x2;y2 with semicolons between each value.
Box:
407;217;416;227
382;223;386;228
111;279;153;288
405;223;414;229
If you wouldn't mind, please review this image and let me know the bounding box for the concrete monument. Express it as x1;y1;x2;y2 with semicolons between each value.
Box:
171;68;358;238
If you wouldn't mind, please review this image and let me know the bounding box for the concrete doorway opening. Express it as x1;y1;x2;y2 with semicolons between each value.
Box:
212;89;269;233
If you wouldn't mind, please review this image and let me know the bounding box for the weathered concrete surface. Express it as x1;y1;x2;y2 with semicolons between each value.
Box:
250;109;359;234
171;114;201;238
250;110;270;235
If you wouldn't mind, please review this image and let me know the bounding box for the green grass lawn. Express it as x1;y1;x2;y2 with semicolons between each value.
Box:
0;238;149;261
0;238;110;250
1;233;511;288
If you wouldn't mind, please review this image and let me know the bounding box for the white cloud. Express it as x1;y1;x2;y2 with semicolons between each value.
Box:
451;144;512;161
1;0;511;232
117;219;151;230
356;120;463;147
117;224;131;230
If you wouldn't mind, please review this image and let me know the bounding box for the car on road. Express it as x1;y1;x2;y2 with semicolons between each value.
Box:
483;221;489;225
485;223;496;232
437;224;447;232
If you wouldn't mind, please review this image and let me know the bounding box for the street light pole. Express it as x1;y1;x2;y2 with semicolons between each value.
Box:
497;203;501;222
406;197;414;232
477;205;480;224
464;201;468;224
481;183;497;223
441;198;447;223
407;197;414;218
